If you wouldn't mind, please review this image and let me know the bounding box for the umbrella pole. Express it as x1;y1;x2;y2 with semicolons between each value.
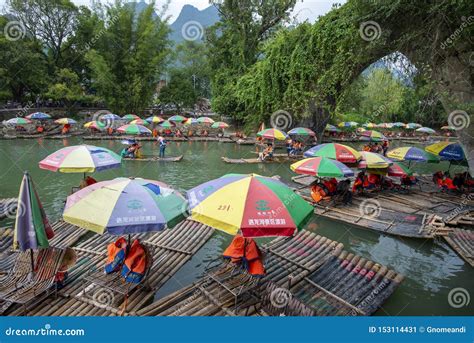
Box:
30;249;34;272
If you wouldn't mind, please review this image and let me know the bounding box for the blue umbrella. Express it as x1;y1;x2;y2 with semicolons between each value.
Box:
26;112;51;120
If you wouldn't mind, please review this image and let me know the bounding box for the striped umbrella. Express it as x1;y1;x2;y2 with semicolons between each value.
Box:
122;114;140;122
5;118;32;125
425;142;465;161
100;114;121;120
54;118;77;125
211;121;229;129
358;151;392;169
387;147;439;163
39;145;122;173
288;127;316;136
146;116;164;124
362;123;376;128
338;121;358;128
304;143;362;163
159;120;175;129
84;121;106;130
387;162;413;177
117;124;151;135
169;115;187;123
416;127;436;134
392;122;406;128
196;117;215;124
440;126;456;131
26;112;51;120
187;174;313;237
130;118;149;126
290;157;354;178
325;124;340;132
63;178;186;235
257;128;287;140
405;123;421;129
184;118;199;125
359;130;387;142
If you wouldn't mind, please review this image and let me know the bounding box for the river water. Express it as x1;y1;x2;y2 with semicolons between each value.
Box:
0;137;472;316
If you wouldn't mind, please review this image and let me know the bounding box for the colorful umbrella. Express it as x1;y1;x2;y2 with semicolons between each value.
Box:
26;112;51;120
14;171;54;252
387;162;413;177
359;130;387;142
358;151;392;169
117;124;151;135
122;114;140;122
290;157;354;178
303;143;362;163
386;147;439;163
100;113;121;120
338;121;358;128
392;122;406;128
63;178;186;235
362;123;376;128
159;120;175;129
146;116;164;124
425;142;465;161
211;121;229;129
405;123;421;129
257;128;287;140
39;145;122;173
416;127;436;134
169;115;187;123
84;121;106;130
130;118;149;126
325;124;340;132
5;117;32;125
196;117;215;124
440;126;456;131
184;118;199;125
187;174;313;237
54;118;77;125
288;127;316;136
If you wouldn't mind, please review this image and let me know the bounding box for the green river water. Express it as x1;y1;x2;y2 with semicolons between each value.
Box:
0;137;472;316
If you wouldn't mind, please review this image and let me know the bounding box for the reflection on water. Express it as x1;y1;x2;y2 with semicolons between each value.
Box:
0;138;472;315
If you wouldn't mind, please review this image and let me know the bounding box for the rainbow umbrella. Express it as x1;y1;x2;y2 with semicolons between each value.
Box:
440;126;456;131
146;116;164;124
196;117;215;124
122;114;140;122
416;127;436;134
100;113;121;120
169;115;187;123
26;112;51;120
304;143;362;163
63;178;186;235
387;162;413;177
405;123;421;129
5;118;32;125
117;124;151;135
14;172;55;271
325;124;340;132
387;147;439;163
39;145;121;173
130;118;149;126
357;151;392;169
211;121;229;129
290;157;354;178
257;128;287;140
359;130;387;142
54;118;77;125
84;121;106;130
288;127;316;136
184;118;199;125
159;120;175;129
187;174;312;237
425;142;465;161
392;122;406;128
362;123;376;128
338;121;358;128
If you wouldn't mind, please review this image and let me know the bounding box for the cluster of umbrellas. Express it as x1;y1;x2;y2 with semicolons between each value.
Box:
329;121;444;135
4;112;79;128
256;127;316;141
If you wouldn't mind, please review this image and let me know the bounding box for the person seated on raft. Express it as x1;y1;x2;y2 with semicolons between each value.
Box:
363;143;372;152
433;171;444;188
61;124;71;135
152;128;158;138
364;173;382;191
334;179;352;204
79;176;97;189
175;129;183;137
310;178;337;203
453;171;474;191
259;143;274;161
286;138;293;156
441;171;457;192
401;174;418;188
187;129;193;137
352;171;365;194
36;125;44;134
380;176;395;190
202;129;209;137
107;127;113;136
382;140;389;156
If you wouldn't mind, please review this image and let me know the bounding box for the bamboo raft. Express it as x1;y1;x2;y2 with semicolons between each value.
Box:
123;155;183;162
4;219;214;316
0;198;17;220
221;156;300;164
443;228;474;267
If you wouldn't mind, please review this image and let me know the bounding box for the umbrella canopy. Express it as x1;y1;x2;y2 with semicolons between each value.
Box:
26;112;51;120
100;113;121;120
184;118;199;125
146;116;164;124
303;143;361;163
425;142;466;161
338;121;358;128
14;172;54;251
362;123;376;128
196;117;215;124
288;127;316;136
39;145;122;173
122;114;140;122
159;120;175;128
84;121;106;130
169;115;187;123
387;147;439;163
392;122;406;128
358;151;392;169
440;126;456;131
377;123;392;129
211;121;229;129
117;124;151;135
130;118;149;126
5;117;32;125
387;162;413;177
416;127;436;134
291;157;354;178
325;124;340;132
187;174;313;237
63;178;186;235
359;130;387;142
405;123;421;129
257;128;287;140
54;118;77;125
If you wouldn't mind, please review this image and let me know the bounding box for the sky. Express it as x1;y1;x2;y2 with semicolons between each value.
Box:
0;0;342;23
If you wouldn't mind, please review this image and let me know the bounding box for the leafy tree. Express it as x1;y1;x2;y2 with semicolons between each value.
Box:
159;68;197;114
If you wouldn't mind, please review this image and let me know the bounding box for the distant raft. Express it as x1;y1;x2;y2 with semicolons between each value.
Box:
123;155;183;162
221;156;300;164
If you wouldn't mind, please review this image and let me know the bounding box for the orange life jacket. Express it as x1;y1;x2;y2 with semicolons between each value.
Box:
121;239;147;283
107;127;113;135
443;177;457;190
223;235;265;276
105;237;128;274
311;184;327;203
37;126;44;133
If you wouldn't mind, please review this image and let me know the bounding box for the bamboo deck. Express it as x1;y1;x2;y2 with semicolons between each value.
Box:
136;230;403;316
0;198;17;220
443;228;474;267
